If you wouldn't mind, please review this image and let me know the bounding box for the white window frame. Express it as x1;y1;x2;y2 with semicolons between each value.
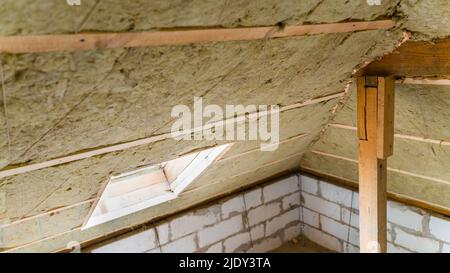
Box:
82;144;230;230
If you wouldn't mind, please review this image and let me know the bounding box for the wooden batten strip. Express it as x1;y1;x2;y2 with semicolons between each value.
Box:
310;150;450;185
279;92;344;112
0;20;395;54
398;78;450;86
329;123;450;146
217;133;308;162
0;92;344;179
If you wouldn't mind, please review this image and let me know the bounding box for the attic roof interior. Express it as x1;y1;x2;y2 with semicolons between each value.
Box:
0;0;449;252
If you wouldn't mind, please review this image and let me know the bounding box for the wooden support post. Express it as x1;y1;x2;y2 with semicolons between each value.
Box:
357;76;395;253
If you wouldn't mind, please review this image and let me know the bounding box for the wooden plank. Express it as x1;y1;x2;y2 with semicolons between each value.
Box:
0;20;395;53
358;39;450;77
365;76;378;87
356;77;367;141
218;133;307;162
357;76;395;253
377;76;395;158
399;78;450;85
330;123;450;146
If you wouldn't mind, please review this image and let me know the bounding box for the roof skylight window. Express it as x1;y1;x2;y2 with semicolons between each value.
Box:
82;144;231;229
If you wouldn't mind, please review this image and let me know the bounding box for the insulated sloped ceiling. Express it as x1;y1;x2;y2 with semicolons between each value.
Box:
0;0;449;252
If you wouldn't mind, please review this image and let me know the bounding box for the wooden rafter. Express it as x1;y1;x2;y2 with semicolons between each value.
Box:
358;39;450;77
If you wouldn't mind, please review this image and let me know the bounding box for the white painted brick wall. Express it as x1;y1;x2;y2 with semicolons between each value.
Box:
341;208;359;228
429;215;450;243
342;242;359;253
387;222;394;242
170;207;220;240
247;202;281;227
223;232;251;252
284;223;301;241
263;176;299;203
387;243;411;253
156;223;169;245
351;192;359;209
198;215;243;247
319;215;347;241
348;228;359;247
282;192;300;210
302;207;319;228
443;243;450;253
244;188;262;210
161;234;197;253
303;225;341;252
252;236;282;253
91;228;157;253
302;192;341;221
145;248;161;253
300;175;318;195
250;224;265;241
221;195;245;219
205;242;223;253
320;181;353;208
265;208;299;236
387;201;423;232
320;215;358;246
394;227;440;253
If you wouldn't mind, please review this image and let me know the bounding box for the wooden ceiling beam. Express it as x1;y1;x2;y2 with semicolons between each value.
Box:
358;39;450;77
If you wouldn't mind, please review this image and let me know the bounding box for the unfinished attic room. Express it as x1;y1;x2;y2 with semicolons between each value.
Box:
0;0;449;257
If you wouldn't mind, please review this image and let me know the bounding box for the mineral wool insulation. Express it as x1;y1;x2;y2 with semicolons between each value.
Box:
0;0;449;253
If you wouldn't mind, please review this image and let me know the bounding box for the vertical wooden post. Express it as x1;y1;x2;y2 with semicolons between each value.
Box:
357;76;395;253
